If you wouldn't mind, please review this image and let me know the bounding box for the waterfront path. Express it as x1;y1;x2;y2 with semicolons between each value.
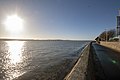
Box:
92;43;120;80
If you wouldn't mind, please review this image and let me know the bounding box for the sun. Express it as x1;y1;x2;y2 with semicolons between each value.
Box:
4;14;24;33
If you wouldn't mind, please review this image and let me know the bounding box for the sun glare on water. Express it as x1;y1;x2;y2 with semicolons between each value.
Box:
3;41;26;80
3;14;24;33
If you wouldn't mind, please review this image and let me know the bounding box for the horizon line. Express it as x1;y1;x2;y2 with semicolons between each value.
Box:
0;38;93;41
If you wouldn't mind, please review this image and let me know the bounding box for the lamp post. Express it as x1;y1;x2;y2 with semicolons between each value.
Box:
105;29;107;42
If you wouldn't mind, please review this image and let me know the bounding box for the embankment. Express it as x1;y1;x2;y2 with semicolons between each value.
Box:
64;43;91;80
101;42;120;52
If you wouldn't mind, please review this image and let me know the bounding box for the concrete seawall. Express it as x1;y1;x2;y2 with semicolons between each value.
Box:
64;42;120;80
64;43;91;80
101;42;120;52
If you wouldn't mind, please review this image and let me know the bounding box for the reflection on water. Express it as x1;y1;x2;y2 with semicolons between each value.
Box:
3;41;25;80
0;41;89;80
6;41;24;64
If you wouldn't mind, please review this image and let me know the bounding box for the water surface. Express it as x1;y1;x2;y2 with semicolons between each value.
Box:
0;40;90;80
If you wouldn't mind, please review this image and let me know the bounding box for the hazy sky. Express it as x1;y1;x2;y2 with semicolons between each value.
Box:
0;0;120;40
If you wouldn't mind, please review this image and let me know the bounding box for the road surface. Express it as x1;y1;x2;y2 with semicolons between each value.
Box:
92;43;120;80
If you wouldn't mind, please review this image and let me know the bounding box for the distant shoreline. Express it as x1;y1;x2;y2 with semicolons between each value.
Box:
0;39;92;41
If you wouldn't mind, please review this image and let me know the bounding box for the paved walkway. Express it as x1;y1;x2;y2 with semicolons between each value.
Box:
92;43;120;80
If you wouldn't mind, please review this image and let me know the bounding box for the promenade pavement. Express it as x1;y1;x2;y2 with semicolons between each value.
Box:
92;43;120;80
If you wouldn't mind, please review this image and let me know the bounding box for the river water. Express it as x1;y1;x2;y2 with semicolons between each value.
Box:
0;40;90;80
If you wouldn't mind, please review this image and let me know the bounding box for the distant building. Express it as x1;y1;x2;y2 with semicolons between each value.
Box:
116;9;120;36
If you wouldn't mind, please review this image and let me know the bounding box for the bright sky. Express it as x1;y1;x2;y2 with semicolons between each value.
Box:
0;0;120;40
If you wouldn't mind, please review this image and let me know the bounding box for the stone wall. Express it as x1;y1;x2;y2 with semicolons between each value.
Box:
101;42;120;52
